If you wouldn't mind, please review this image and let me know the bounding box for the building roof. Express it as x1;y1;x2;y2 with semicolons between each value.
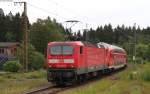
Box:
0;42;19;48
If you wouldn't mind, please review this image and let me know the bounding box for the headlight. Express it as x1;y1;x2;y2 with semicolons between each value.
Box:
49;59;59;63
64;59;74;63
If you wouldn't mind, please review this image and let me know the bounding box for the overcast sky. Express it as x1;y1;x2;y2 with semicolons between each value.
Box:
0;0;150;31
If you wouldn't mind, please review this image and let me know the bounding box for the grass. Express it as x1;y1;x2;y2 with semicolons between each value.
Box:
1;62;150;94
0;69;48;94
60;63;150;94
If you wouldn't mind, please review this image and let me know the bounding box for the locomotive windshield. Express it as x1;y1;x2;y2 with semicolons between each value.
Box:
50;45;73;55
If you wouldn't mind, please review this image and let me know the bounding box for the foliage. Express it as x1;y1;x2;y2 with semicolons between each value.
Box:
28;51;45;70
30;17;66;54
28;44;45;70
140;68;150;81
17;43;45;71
1;9;150;67
135;43;150;61
128;63;150;82
138;63;150;82
3;60;22;72
0;12;26;42
144;44;150;61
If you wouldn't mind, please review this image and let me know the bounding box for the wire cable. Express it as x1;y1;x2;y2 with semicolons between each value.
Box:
47;0;88;22
27;2;69;21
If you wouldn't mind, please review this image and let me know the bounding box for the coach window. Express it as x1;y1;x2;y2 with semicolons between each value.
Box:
80;46;83;54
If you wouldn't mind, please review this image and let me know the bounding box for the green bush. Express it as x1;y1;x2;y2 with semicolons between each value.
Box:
3;61;21;72
17;43;45;71
129;64;150;82
140;68;150;82
28;52;45;70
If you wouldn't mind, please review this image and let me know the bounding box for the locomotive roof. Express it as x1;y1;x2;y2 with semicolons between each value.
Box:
48;41;84;46
48;41;124;52
82;41;98;47
48;41;98;47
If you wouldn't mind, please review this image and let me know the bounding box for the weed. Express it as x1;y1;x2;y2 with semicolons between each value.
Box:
0;77;5;82
25;70;46;79
0;70;47;94
140;68;150;82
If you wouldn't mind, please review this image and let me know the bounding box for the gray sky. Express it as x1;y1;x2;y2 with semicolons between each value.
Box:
0;0;150;31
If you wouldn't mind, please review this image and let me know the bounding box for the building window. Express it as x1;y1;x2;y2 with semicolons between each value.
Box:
0;48;4;54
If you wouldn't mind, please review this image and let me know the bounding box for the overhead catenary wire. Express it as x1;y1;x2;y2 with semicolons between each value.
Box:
27;2;70;21
47;0;88;23
15;1;90;31
18;1;90;31
27;3;86;33
47;0;81;17
0;1;70;21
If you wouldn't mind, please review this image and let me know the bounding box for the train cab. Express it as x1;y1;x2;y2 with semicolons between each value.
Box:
47;41;84;84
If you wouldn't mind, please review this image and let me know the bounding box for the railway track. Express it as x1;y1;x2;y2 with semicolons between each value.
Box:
25;85;71;94
25;67;127;94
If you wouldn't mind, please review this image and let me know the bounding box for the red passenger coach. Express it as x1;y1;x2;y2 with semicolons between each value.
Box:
97;42;127;70
47;41;127;85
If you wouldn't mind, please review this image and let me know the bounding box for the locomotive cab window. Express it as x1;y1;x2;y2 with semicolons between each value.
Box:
80;46;83;54
62;46;73;55
50;45;73;55
50;46;61;55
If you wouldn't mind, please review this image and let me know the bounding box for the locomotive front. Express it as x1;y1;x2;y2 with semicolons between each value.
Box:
47;42;80;85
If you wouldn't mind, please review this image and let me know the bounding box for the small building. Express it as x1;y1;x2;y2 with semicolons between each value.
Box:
0;42;19;70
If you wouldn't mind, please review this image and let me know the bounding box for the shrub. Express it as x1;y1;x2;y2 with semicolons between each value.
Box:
3;61;21;72
17;43;45;71
28;52;45;70
140;68;150;82
129;64;150;82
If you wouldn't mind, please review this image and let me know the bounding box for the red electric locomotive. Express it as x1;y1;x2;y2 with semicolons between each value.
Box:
47;41;126;85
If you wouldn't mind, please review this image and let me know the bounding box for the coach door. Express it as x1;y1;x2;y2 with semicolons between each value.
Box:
114;54;117;66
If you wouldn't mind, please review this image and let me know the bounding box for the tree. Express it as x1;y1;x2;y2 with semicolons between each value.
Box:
0;11;23;42
145;44;150;61
30;17;66;54
17;43;45;71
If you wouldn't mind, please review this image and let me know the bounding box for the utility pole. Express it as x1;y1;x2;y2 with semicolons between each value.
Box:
14;2;28;72
85;23;89;41
133;23;136;63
